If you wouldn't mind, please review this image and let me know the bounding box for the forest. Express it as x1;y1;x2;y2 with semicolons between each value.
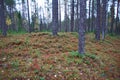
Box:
0;0;120;80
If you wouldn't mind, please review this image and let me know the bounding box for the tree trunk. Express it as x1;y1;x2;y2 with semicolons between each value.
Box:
76;0;79;32
0;0;7;36
64;0;68;32
102;0;107;40
110;0;115;34
115;0;120;34
0;1;1;30
22;0;26;30
27;0;31;33
58;0;61;32
70;0;74;32
78;0;86;54
91;0;95;32
52;0;58;35
88;0;91;32
95;0;101;40
39;20;42;31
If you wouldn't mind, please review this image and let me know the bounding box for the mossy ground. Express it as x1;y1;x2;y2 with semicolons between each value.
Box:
0;32;120;80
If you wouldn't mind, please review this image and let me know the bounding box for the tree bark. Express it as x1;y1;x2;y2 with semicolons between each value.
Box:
95;0;101;40
70;0;74;32
102;0;107;40
58;0;61;32
27;0;31;33
0;1;1;30
91;0;95;32
76;0;79;32
64;0;68;32
52;0;58;35
110;0;115;34
0;0;7;36
88;0;91;32
78;0;86;54
22;0;26;30
115;0;120;34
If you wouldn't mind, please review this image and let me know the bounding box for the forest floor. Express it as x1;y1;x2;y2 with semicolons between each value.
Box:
0;32;120;80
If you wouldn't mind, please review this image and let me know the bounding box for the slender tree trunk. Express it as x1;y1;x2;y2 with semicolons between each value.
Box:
0;0;7;36
110;0;115;34
106;1;109;33
64;0;68;32
0;1;2;30
88;0;91;32
70;0;74;32
22;0;25;29
39;20;42;31
102;0;107;40
27;0;31;33
39;7;42;31
52;0;58;35
78;0;86;54
91;0;95;32
95;0;101;40
115;0;120;34
76;0;79;32
58;0;61;32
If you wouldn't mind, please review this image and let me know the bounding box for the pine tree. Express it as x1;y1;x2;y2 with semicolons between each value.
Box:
0;0;7;36
27;0;31;33
110;0;115;34
78;0;86;54
70;0;74;32
52;0;58;35
102;0;107;40
95;0;101;40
